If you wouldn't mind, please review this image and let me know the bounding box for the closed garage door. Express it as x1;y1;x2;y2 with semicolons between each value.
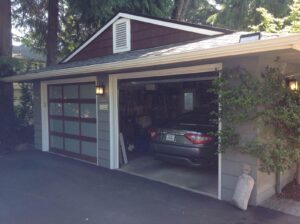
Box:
48;82;97;163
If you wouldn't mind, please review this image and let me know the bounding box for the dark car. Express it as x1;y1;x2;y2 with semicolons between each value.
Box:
148;110;218;167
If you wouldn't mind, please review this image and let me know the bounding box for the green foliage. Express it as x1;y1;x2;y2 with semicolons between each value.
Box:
0;56;21;76
211;67;300;173
0;56;44;76
208;0;292;30
15;83;33;127
251;0;300;32
12;0;173;58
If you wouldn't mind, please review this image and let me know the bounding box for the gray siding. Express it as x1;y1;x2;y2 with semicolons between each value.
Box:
221;55;298;205
33;81;42;150
96;74;111;168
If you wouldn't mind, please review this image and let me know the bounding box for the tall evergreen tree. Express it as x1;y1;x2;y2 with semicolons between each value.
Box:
46;0;59;66
0;0;15;145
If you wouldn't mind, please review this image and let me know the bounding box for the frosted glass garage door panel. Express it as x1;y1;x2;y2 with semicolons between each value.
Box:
50;136;63;149
64;103;79;117
50;119;63;132
65;138;80;153
64;85;78;99
64;121;80;135
81;122;96;138
49;86;62;99
80;84;95;99
49;103;62;115
80;104;96;118
81;141;97;157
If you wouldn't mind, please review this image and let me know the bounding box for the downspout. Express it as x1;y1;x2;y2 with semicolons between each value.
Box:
275;170;282;194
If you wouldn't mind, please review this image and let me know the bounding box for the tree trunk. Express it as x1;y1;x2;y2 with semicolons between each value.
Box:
172;0;190;21
46;0;59;66
0;0;14;146
0;0;12;56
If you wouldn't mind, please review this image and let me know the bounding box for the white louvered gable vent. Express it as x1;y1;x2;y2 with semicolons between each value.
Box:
113;18;131;53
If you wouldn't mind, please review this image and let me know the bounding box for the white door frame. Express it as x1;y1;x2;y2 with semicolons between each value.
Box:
109;63;223;200
40;77;97;161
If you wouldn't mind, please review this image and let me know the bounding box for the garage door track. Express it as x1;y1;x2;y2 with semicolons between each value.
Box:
0;150;299;224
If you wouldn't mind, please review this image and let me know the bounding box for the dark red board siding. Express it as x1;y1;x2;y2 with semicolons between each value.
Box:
69;27;113;62
69;20;207;62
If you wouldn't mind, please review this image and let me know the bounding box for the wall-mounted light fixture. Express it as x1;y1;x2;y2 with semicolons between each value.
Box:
286;78;299;91
96;82;105;95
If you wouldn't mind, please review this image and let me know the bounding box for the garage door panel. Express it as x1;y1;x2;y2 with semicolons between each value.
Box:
49;119;63;132
48;82;97;163
49;103;63;115
50;135;63;149
82;141;97;157
65;138;80;153
80;103;96;118
80;84;96;99
64;85;78;99
64;121;80;135
49;86;62;99
81;122;97;138
64;103;79;117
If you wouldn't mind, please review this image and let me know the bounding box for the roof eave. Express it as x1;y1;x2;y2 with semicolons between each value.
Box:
3;34;300;82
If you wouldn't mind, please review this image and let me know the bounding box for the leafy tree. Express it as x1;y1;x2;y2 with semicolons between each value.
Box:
251;0;300;32
15;83;33;127
207;0;292;30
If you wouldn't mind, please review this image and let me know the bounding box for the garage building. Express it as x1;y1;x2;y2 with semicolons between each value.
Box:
3;12;300;205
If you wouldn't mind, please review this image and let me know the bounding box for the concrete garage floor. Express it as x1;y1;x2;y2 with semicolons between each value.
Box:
120;154;218;197
0;150;299;224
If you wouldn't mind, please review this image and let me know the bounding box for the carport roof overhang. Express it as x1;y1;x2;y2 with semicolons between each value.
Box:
2;34;300;82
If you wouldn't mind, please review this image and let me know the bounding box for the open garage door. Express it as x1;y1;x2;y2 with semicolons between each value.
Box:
48;83;97;163
115;70;220;198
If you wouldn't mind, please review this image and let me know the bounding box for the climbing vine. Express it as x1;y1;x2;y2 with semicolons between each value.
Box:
211;67;300;174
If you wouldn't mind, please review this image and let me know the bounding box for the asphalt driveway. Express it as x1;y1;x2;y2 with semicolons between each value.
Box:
0;150;299;224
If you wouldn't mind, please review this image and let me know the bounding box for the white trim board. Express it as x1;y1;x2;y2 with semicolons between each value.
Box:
109;63;223;200
62;12;223;63
40;77;97;154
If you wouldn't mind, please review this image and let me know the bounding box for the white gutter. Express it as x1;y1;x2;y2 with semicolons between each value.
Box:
2;34;300;82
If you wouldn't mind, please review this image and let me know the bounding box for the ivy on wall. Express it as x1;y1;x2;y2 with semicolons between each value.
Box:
211;67;300;174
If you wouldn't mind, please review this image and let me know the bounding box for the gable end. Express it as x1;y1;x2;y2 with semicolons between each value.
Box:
63;12;229;63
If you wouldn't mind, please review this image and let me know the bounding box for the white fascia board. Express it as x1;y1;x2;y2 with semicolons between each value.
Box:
3;34;300;82
62;12;224;63
119;13;223;36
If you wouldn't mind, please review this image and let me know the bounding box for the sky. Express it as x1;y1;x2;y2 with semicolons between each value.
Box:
12;28;22;46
